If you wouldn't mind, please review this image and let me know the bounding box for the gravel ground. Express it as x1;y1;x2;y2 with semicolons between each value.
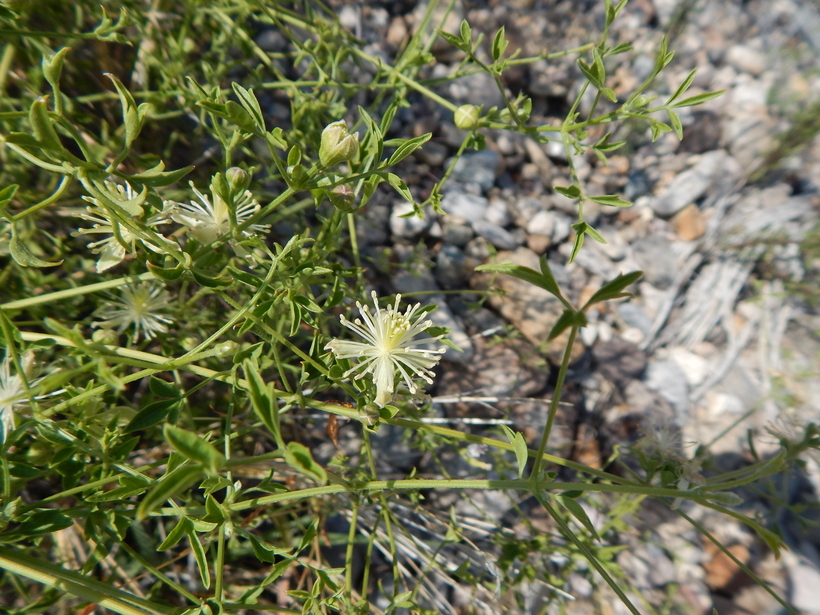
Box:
314;1;820;613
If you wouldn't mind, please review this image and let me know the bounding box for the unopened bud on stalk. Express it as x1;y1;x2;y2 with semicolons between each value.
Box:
319;120;359;167
454;104;481;130
226;167;250;194
329;184;356;212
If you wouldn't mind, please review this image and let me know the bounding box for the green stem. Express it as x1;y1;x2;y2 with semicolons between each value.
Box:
10;175;73;221
0;273;156;311
537;495;641;615
678;509;796;615
150;479;705;516
531;325;578;481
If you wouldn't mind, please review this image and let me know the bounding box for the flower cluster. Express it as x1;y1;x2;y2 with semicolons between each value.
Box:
325;292;446;407
77;181;173;272
76;174;271;271
169;181;269;257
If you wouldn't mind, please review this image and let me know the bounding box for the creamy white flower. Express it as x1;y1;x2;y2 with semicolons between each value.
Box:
0;352;35;444
325;292;446;407
77;181;173;272
170;182;269;246
94;282;174;341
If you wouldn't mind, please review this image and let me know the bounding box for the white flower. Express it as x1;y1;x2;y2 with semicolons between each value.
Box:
170;182;269;246
77;181;173;273
94;282;174;341
325;292;446;407
0;352;35;445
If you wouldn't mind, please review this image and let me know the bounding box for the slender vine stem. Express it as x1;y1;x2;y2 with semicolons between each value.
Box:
531;325;579;481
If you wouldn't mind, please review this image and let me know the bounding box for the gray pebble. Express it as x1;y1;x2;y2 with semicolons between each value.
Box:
441;190;488;220
644;360;690;421
448;150;500;193
441;218;474;246
435;243;469;290
472;220;520;250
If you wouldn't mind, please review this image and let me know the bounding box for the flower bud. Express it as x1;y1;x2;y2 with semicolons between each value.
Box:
319;120;359;167
454;104;481;130
328;184;356;212
226;167;250;194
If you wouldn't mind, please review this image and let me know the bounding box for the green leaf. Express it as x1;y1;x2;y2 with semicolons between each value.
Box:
500;425;528;478
601;87;618;103
29;98;63;152
436;30;464;49
2;132;43;149
582;271;643;310
587;194;632;208
604;0;616;25
560;490;583;498
266;127;288;150
591;48;606;84
186;525;211;589
649;119;672;141
386;172;413;203
705;491;744;507
244;360;281;444
459;19;472;45
287;144;302;167
18;510;74;536
233;341;264;365
0;184;18;214
149;376;180;399
136;465;203;521
609;41;633;55
492;26;508;61
667;108;683;139
653;36;675;75
9;225;63;268
668;68;697;104
42;47;71;91
192;269;230;288
553;184;581;199
559;495;600;541
284;441;327;484
125;399;178;433
158;517;193;551
572;221;606;245
387;133;431;167
548;309;587;340
163;424;225;473
671;90;725;108
231;83;265;131
147;262;185;281
390;591;415;609
752;523;785;559
126;163;193;187
577;59;601;88
225;100;256;132
475;261;569;306
538;256;565;300
105;73;142;145
87;475;151;503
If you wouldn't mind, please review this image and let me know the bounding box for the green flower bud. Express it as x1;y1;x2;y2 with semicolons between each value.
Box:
328;184;357;212
454;104;481;130
226;167;250;194
319;119;359;167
